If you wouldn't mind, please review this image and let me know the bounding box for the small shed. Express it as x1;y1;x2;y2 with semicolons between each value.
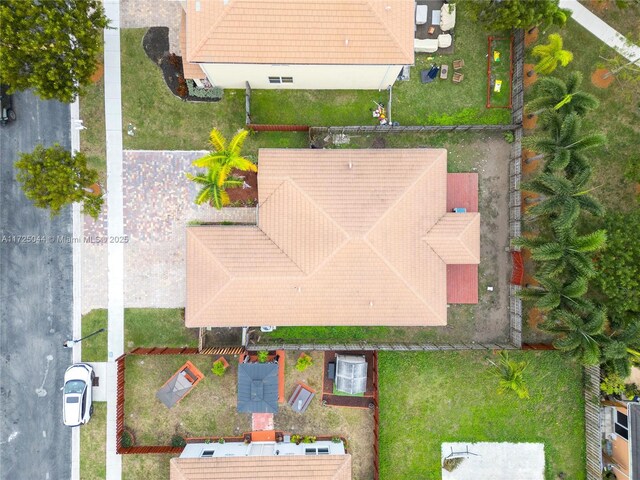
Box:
237;363;279;413
335;355;368;395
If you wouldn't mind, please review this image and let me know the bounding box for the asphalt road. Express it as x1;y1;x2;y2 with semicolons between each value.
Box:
0;91;73;479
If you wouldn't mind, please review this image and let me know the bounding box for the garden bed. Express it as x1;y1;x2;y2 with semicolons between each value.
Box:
486;35;513;109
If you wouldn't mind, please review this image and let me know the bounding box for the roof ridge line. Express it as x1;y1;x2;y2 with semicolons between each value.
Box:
364;238;445;322
188;228;233;324
366;0;414;65
422;212;480;264
190;0;234;63
365;149;447;238
259;178;351;276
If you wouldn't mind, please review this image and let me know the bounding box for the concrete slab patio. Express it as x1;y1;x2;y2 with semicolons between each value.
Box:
441;442;544;480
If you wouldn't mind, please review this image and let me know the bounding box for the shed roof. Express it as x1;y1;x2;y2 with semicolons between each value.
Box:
186;149;481;328
182;0;414;65
237;363;279;413
170;455;352;480
335;355;368;395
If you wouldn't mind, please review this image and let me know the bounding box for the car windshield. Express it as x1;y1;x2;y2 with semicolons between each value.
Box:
64;380;85;394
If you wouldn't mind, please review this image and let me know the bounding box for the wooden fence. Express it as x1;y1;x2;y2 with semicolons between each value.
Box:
508;28;525;349
115;348;207;454
584;365;602;480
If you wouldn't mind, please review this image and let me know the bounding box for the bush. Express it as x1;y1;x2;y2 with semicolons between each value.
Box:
218;437;225;444
167;53;181;69
301;435;317;444
121;430;134;448
504;131;515;143
171;435;186;448
186;79;223;100
176;76;188;98
291;434;302;444
211;360;226;377
257;351;269;363
601;373;626;396
296;353;313;372
331;436;342;443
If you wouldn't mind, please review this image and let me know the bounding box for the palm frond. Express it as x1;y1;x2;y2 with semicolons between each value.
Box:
573;229;607;252
209;129;227;153
227;129;249;156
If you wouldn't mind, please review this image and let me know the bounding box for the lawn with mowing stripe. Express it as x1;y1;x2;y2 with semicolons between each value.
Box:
81;308;196;362
378;351;586;479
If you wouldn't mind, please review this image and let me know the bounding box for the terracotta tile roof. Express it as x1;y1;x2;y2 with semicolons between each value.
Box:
170;455;352;479
179;10;206;79
186;149;481;328
183;0;414;65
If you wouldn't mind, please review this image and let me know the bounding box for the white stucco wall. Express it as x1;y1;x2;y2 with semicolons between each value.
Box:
200;63;406;90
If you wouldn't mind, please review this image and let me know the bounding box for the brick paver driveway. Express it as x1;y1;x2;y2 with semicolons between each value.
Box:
82;151;256;312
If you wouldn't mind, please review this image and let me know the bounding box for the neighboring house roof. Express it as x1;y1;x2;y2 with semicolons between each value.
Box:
179;10;205;79
183;0;414;65
170;455;352;480
237;363;279;413
186;149;481;328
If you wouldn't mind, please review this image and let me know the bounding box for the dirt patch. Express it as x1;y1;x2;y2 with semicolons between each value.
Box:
371;136;386;149
522;113;538;131
524;65;538;88
524;27;539;47
227;168;258;205
90;62;104;83
591;68;615;89
202;328;244;347
522;149;542;175
472;136;512;343
274;351;374;480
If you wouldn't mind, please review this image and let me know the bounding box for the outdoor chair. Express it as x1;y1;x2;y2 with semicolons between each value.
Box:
453;72;464;84
438;34;452;49
453;59;465;70
414;38;438;53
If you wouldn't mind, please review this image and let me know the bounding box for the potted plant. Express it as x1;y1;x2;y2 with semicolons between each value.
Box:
301;435;317;444
212;357;229;377
257;351;269;363
218;437;225;444
291;434;302;445
120;428;135;449
296;353;313;372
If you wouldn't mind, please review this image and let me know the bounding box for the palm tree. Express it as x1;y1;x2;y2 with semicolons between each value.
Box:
518;275;591;311
531;33;573;75
488;351;530;400
186;165;244;209
539;305;606;365
188;128;257;210
521;169;604;234
513;228;607;279
525;72;599;118
600;320;640;378
523;112;606;177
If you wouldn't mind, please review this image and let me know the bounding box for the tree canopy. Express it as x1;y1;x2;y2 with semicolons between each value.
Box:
466;0;570;31
0;0;109;102
15;144;103;218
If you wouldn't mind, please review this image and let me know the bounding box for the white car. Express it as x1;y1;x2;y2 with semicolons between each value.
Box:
63;363;94;427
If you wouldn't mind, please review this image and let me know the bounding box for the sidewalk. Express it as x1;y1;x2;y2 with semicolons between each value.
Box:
559;0;640;63
103;0;124;479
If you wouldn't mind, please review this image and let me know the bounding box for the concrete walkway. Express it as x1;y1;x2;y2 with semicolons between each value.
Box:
103;0;124;479
559;0;640;63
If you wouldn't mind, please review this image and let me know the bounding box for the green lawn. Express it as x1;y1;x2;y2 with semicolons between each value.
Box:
80;402;107;480
580;0;640;37
81;308;197;362
378;351;586;479
123;455;173;480
525;21;639;212
252;3;511;126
